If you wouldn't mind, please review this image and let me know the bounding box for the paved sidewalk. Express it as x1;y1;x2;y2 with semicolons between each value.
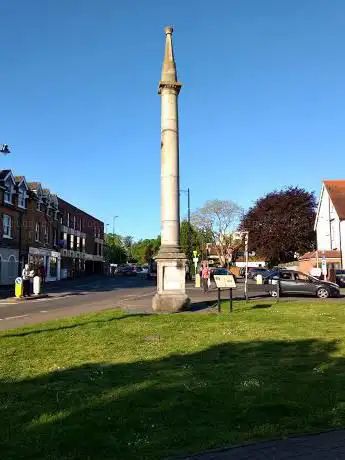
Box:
182;430;345;459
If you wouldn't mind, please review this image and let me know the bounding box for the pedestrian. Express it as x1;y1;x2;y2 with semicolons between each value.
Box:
328;264;336;284
22;264;32;297
39;265;46;285
201;264;210;293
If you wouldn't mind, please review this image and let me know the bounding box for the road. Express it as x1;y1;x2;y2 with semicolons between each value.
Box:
0;275;156;331
0;275;343;331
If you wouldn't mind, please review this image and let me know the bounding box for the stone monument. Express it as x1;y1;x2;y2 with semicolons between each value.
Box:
152;26;190;312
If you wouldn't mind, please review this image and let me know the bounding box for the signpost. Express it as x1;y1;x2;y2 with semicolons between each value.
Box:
15;277;23;298
321;257;327;280
214;274;236;313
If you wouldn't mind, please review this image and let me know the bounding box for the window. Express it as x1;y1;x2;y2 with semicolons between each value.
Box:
60;216;63;224
76;236;80;250
280;272;293;280
73;215;76;229
69;234;74;250
79;218;82;231
18;190;26;208
53;228;57;246
3;215;12;238
54;211;58;221
82;237;86;251
44;226;49;243
294;272;309;281
4;185;13;204
35;223;40;242
67;213;70;227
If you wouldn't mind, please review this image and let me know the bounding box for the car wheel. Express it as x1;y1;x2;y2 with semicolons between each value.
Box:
317;287;330;299
270;290;278;297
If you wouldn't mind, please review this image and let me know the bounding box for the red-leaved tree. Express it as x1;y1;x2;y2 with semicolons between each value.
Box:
240;187;316;266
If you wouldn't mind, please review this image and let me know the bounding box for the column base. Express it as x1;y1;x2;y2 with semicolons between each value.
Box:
152;292;190;312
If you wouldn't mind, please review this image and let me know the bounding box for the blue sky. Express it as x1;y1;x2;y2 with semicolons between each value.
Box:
1;0;344;239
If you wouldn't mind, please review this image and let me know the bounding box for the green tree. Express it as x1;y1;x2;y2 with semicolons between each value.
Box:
131;236;161;264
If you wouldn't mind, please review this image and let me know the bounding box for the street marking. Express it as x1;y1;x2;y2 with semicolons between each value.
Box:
40;310;48;313
3;314;29;321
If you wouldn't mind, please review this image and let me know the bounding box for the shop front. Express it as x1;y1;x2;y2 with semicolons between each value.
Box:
28;247;61;281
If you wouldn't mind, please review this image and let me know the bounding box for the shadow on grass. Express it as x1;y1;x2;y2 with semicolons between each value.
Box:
1;313;153;338
1;338;345;459
252;303;273;309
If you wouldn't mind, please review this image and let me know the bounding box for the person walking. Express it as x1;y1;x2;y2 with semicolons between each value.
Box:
39;265;46;285
201;264;210;293
22;264;32;297
328;264;336;284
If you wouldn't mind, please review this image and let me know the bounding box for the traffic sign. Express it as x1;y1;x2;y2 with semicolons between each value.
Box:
193;250;198;257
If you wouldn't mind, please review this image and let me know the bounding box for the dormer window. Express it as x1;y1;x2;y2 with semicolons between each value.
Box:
4;184;13;204
18;189;26;208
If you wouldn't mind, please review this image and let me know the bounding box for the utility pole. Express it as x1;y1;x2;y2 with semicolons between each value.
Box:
180;188;191;260
244;231;249;301
187;187;191;260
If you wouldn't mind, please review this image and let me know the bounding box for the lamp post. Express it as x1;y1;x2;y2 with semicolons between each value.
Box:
0;144;10;155
180;188;191;260
235;230;249;301
113;215;119;237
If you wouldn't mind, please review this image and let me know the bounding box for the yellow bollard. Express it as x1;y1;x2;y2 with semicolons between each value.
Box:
195;274;201;288
15;277;23;298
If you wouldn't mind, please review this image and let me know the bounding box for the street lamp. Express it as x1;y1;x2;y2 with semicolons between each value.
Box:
113;215;119;236
180;188;191;260
0;144;10;155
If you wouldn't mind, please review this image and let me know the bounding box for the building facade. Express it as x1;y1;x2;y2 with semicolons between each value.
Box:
58;198;104;279
23;183;61;281
300;180;345;273
0;170;22;284
0;169;105;284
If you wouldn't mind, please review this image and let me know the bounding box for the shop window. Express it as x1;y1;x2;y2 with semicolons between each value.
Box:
8;256;16;280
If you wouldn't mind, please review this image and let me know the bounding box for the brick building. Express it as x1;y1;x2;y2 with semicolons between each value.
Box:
24;182;61;281
57;197;104;279
0;169;104;284
0;170;23;284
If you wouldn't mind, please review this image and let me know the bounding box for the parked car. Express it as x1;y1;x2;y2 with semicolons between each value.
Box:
239;267;266;278
118;265;137;276
266;269;340;298
336;269;345;287
209;267;236;288
247;267;270;280
147;259;157;280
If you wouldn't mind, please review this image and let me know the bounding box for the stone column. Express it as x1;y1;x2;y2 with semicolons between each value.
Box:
152;26;190;312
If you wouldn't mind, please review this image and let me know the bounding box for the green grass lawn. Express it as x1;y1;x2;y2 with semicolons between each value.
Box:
1;300;345;459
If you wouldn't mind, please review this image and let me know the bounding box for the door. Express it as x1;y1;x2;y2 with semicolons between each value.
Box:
293;272;316;295
278;271;296;294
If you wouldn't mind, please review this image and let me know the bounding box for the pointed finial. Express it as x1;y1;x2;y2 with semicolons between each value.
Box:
161;25;177;82
159;26;182;94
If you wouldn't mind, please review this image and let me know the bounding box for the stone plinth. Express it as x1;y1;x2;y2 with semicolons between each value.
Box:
152;251;190;312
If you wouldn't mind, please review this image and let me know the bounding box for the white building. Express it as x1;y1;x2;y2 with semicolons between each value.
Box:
314;180;345;269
